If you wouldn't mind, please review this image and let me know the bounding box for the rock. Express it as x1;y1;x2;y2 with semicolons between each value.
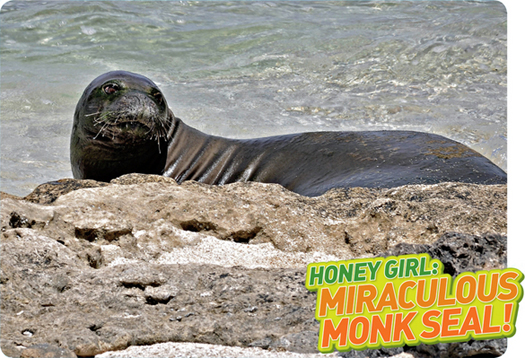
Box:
0;191;23;201
368;233;507;358
380;232;506;276
0;176;506;262
339;342;503;358
404;339;506;358
23;178;109;204
19;344;77;358
0;175;507;357
340;346;405;358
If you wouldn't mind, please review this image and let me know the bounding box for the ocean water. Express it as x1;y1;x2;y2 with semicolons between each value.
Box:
0;1;507;197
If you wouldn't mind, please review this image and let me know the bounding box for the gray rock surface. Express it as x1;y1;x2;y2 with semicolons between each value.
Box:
0;175;507;357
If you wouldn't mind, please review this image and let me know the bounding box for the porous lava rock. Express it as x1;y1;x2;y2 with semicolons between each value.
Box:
0;174;507;357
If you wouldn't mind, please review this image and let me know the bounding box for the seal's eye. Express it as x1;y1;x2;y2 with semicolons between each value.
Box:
152;91;163;104
103;83;119;95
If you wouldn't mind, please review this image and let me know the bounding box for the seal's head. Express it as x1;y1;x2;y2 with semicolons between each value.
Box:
71;71;175;181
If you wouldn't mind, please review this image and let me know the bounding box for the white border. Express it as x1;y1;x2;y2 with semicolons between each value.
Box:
502;0;524;356
0;0;521;357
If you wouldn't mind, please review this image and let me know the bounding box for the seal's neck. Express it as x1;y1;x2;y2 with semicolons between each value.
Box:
71;128;169;182
163;111;241;184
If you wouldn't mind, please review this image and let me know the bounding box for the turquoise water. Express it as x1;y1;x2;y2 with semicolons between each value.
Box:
0;1;507;196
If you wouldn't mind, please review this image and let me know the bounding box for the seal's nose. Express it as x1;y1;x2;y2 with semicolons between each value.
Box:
111;91;160;124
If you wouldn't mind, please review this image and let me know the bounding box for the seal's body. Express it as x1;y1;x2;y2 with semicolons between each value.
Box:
71;71;507;197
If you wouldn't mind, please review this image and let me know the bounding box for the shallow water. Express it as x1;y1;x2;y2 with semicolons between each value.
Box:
0;1;507;197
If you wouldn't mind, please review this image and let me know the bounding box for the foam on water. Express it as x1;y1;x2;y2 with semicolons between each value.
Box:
0;1;506;196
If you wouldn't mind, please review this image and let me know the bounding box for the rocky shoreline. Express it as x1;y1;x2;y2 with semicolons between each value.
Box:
1;175;507;358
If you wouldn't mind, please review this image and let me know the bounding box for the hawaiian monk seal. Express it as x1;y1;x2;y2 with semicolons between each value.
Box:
70;71;507;197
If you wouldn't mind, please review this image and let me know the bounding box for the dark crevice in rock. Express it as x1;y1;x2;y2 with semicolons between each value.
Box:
75;228;100;242
229;226;262;243
88;323;102;332
120;282;161;290
442;261;457;276
86;247;103;269
9;212;44;229
74;227;132;242
145;296;172;305
121;283;146;290
344;231;352;245
180;219;217;232
9;212;30;228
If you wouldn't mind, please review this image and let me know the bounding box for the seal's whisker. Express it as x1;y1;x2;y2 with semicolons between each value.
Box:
85;111;104;117
93;111;115;125
154;116;170;139
93;125;106;139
